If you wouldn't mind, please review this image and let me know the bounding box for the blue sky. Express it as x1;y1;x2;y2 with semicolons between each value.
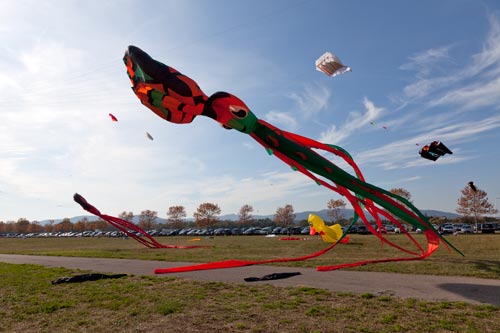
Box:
1;0;500;222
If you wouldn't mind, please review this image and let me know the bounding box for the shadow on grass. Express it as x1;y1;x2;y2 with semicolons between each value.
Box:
471;260;500;276
438;283;500;306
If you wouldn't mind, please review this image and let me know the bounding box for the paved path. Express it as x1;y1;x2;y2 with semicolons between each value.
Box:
1;254;499;306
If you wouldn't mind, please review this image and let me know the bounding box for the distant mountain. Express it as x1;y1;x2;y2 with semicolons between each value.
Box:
419;210;460;219
39;209;459;225
219;209;460;222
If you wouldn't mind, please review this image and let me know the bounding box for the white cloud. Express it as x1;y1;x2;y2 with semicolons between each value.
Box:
356;113;500;170
288;84;330;117
20;41;84;77
428;76;500;110
318;97;384;144
468;14;500;76
399;15;500;108
400;46;451;76
264;111;298;131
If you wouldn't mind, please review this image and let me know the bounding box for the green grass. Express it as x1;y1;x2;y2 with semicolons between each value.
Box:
0;263;498;333
0;234;499;278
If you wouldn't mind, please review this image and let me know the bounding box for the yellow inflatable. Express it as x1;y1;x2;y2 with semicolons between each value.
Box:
308;214;344;243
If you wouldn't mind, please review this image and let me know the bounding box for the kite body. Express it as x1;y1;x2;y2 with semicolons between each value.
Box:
419;141;452;161
308;214;345;243
117;46;462;273
315;51;351;77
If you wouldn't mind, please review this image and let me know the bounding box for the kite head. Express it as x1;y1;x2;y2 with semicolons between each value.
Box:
203;92;258;133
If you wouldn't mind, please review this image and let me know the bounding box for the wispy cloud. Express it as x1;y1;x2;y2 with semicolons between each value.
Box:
428;76;500;110
128;170;317;216
356;113;500;170
264;111;298;131
400;46;452;77
262;83;331;132
399;14;500;108
288;84;330;117
318;97;384;144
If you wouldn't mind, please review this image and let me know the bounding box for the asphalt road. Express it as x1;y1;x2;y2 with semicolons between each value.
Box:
1;254;499;306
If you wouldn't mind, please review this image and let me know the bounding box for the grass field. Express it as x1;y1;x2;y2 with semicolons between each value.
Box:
0;263;499;333
1;234;499;332
0;234;499;278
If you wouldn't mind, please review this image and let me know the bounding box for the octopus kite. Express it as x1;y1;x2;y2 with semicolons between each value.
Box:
77;45;463;274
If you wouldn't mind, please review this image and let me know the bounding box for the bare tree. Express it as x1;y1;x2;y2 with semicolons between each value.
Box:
28;221;43;234
389;188;412;203
138;210;158;230
238;204;254;226
73;220;87;233
15;218;30;234
456;184;498;229
327;199;346;224
55;218;73;232
3;221;15;233
45;220;55;233
118;211;134;223
274;204;295;228
194;203;221;228
167;205;187;229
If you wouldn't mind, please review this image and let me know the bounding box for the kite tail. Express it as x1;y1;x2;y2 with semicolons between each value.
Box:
154;241;341;274
317;230;441;271
73;193;206;249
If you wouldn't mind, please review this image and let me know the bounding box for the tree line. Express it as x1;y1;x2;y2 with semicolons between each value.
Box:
1;185;497;234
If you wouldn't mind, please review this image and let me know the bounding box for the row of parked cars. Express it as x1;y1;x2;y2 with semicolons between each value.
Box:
2;222;498;238
157;226;309;237
439;223;499;234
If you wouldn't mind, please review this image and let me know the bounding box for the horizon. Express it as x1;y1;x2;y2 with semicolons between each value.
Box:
11;207;463;224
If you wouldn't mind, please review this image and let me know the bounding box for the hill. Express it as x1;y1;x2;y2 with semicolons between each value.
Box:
40;209;460;225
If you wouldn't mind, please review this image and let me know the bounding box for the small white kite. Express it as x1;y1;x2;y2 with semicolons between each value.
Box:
315;51;351;77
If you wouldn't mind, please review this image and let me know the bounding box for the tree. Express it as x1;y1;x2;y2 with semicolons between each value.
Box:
389;188;412;203
55;218;73;233
138;210;158;230
3;221;15;233
45;220;55;233
118;211;134;223
193;203;221;228
238;204;254;226
28;221;44;233
327;199;346;224
73;217;88;233
274;204;295;228
167;205;187;228
15;218;30;234
91;219;109;232
456;184;498;228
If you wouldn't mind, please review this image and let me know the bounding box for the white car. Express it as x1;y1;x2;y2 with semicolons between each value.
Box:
459;224;473;233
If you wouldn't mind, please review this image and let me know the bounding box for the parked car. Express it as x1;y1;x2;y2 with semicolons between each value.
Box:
300;226;310;235
459;224;472;234
377;225;395;233
441;224;455;234
272;227;283;234
356;225;370;234
394;224;409;234
478;223;496;234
